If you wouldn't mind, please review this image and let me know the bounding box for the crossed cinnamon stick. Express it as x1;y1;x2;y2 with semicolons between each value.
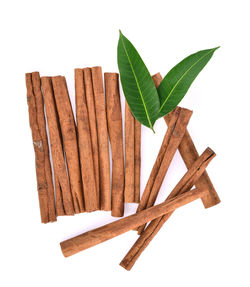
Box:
120;148;215;270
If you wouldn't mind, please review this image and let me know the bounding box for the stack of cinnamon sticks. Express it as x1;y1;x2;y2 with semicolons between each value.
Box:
26;67;139;221
26;69;220;270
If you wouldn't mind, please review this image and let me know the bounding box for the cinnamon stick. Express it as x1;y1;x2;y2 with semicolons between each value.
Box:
134;119;141;203
60;188;206;257
75;69;98;212
52;76;84;213
83;68;100;206
136;107;193;234
105;73;125;217
41;77;74;216
152;73;220;208
25;72;56;223
125;101;135;202
120;147;215;270
91;67;111;210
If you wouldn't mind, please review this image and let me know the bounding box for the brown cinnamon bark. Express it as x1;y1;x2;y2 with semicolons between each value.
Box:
120;148;215;270
136;107;193;234
105;73;125;217
152;73;220;208
41;77;74;216
91;67;111;210
75;69;98;212
125;102;135;202
26;73;56;223
134;119;141;203
60;188;206;257
83;68;100;206
52;76;84;213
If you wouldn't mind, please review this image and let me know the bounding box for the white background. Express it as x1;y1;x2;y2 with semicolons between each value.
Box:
1;0;249;286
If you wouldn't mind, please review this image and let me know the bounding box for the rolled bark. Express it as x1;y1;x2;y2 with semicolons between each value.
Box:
83;68;100;206
60;188;206;257
25;73;56;223
105;73;125;217
75;69;98;212
52;76;84;213
152;73;220;208
120;147;215;270
125;101;135;202
134;119;141;203
41;77;74;216
91;67;111;211
137;107;193;234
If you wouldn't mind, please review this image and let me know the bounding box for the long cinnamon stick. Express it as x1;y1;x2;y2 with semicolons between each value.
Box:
137;107;193;234
60;188;206;257
52;76;84;213
26;73;56;223
32;72;57;221
134;119;141;203
152;73;220;208
91;67;111;210
120;147;215;270
41;77;74;216
75;69;98;212
105;73;125;217
125;101;135;202
83;68;100;206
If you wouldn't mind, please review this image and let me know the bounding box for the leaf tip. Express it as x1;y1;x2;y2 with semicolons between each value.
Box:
214;46;220;51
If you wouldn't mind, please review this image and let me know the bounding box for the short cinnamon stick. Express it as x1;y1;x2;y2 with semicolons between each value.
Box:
41;77;74;216
60;188;206;257
125;101;135;202
52;76;84;213
137;107;193;234
152;73;220;208
26;73;56;223
75;69;98;212
134;119;141;203
83;68;100;206
105;73;125;217
91;67;111;210
120;147;215;270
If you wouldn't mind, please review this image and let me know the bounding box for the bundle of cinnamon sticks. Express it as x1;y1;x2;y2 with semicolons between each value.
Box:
26;69;220;270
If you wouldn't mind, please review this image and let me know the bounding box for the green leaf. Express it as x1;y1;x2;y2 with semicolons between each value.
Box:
157;47;219;118
117;30;160;131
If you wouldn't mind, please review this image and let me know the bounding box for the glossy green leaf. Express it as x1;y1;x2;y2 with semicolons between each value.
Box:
157;47;219;118
117;30;160;131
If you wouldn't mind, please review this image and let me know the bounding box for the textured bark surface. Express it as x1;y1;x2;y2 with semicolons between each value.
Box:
52;76;84;213
91;67;111;210
134;119;141;203
83;68;100;206
105;73;125;217
125;102;135;202
75;69;98;212
42;77;74;216
26;73;56;223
